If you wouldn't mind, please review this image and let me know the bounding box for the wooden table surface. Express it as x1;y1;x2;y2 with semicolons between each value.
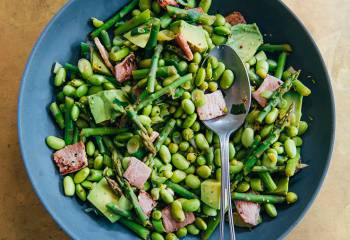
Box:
0;0;349;239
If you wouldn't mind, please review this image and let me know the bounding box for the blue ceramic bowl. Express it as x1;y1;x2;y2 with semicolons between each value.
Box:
18;0;335;239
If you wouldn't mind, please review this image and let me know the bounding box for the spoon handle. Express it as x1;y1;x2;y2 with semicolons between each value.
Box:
219;134;236;240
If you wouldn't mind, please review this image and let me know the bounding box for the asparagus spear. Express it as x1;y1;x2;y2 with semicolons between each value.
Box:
274;51;288;79
106;203;132;219
135;73;193;111
259;172;277;191
64;97;74;145
114;9;151;35
80;127;128;137
166;6;215;25
165;180;199;199
49;102;65;129
201;216;220;240
147;44;163;93
252;163;308;173
90;0;139;38
145;20;161;58
118;218;150;240
154;119;176;151
258;43;292;53
285;153;301;177
256;71;300;123
132;66;177;80
232;192;286;204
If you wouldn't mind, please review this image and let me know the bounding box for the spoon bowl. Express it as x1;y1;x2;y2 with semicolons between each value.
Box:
201;45;251;240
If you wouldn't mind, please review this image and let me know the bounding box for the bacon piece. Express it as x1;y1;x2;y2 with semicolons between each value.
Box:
225;11;247;26
123;157;152;189
175;33;194;61
115;53;137;83
197;91;227;120
94;37;115;74
161;206;195;233
158;0;178;8
252;75;283;107
138;191;157;216
53;142;88;175
235;200;261;226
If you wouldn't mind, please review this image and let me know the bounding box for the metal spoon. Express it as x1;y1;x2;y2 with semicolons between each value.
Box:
201;45;251;240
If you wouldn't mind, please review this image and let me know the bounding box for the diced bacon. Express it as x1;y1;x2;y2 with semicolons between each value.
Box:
197;91;227;120
158;0;178;8
138;191;157;216
225;11;247;26
115;53;137;83
175;33;194;61
161;206;195;233
235;200;261;226
150;131;159;143
53;142;88;175
252;75;283;107
123;157;151;189
94;37;115;74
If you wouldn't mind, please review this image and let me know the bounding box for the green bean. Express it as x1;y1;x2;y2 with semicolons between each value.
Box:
185;174;201;189
176;227;187;238
212;62;225;81
45;136;65;150
109;47;130;62
259;43;292;53
195;67;206;87
100;30;112;51
286;192;298;204
54;67;66;87
188;62;199;74
259;172;277;191
187;224;200;235
275;52;287;79
232;192;285;204
256;60;269;79
119;218;150;240
63;176;75;197
115;9;151;35
293;79;311;96
165;180;198;199
75;183;87;201
81;127;127;137
220;69;234;89
160;189;174;204
181;99;195;115
284;138;297;158
264;203;278;218
62;85;76;97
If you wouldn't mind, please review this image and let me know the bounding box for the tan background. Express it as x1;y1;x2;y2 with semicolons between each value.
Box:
0;0;349;239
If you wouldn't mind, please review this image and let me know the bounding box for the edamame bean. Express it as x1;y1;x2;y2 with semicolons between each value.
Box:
286;192;298;204
220;69;234;89
87;74;105;86
237;181;250;192
267;59;278;72
75;183;87;201
179;141;190;151
196;165;211;179
214;26;231;36
192;121;201;132
78;58;93;79
213;14;226;26
184;165;195;174
187;224;200;235
214;148;221;167
195;217;207;230
229;160;243;174
165;233;178;240
181;99;195;115
168;143;179;154
151;188;160;200
195;133;209;151
256;60;269;79
250;178;264;192
91;17;104;28
151;232;164;240
94;154;104;170
212;62;225;81
152;210;162;220
233;128;242;144
176;227;187;238
170;170;187;183
265;108;279;124
63;176;75;197
284;138;297;158
193;52;202;64
54;67;66;87
208;81;218;92
172;131;182;144
109;47;130;62
172;153;190;170
182;199;200;212
286;126;298;137
171;200;185;222
87;169;103;182
255;51;267;61
139;0;151;11
264;203;277;218
211;34;227;45
186;152;197;163
188;63;199;73
45;136;65;150
196;155;206;166
191;89;206;107
292;136;303;147
298;121;309;135
160;189;174;204
241;127;254;148
70;105;80;121
203;205;217;216
229;142;236;160
182;128;194;141
260;124;273;139
81;180;94;190
195;67;206;87
185;174;201;189
182;113;197;128
74;167;90;184
76;84;88;97
206;62;213;81
63;85;76;97
159;145;171;163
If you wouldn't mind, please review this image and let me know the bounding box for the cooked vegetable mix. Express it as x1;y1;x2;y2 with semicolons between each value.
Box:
46;0;311;239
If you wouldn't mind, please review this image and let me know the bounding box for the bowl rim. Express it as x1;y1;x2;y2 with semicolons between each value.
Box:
17;0;336;239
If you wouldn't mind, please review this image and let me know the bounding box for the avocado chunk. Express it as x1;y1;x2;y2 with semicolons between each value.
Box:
170;20;208;52
280;91;303;126
88;89;128;124
124;24;151;48
87;178;121;223
226;24;263;62
201;179;221;210
91;50;112;76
